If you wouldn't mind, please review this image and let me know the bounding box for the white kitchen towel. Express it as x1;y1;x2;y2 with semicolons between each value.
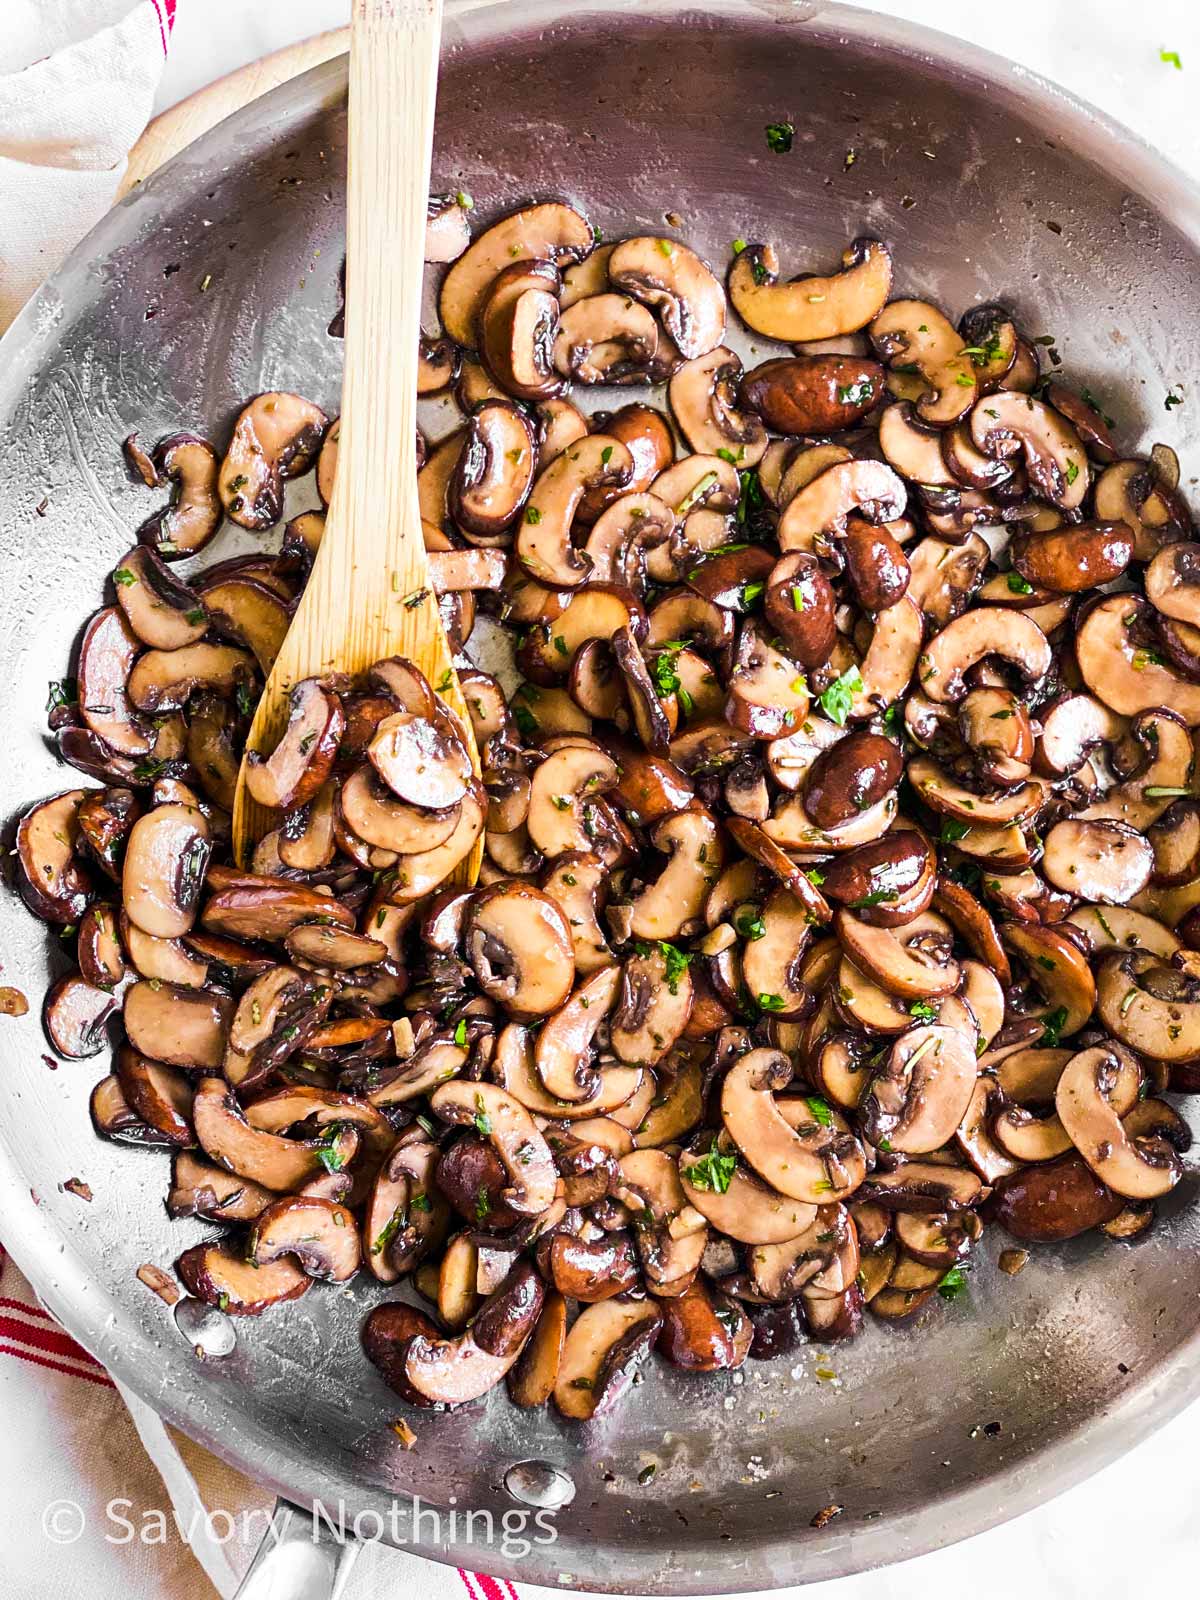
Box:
0;0;175;331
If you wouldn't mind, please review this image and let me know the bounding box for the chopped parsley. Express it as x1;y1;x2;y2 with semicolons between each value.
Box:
1006;571;1034;595
185;608;206;625
686;1139;737;1194
1165;388;1185;411
314;1126;347;1173
848;887;897;909
756;992;787;1012
1039;1005;1069;1048
819;665;864;727
938;1265;970;1302
634;939;694;995
46;678;77;713
1160;48;1183;69
805;1096;833;1127
525;506;543;524
909;999;939;1022
836;379;874;407
650;641;685;699
765;121;795;154
453;1018;468;1047
734;906;766;942
939;818;972;844
112;567;136;587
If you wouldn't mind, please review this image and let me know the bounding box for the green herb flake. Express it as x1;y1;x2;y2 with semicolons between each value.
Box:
525;505;543;524
939;818;971;844
1006;571;1034;595
685;1138;737;1194
472;1093;492;1138
46;678;77;713
734;907;766;942
756;992;787;1013
836;379;874;407
938;1265;970;1302
909;999;938;1022
1165;388;1185;410
185;608;206;625
1160;48;1183;69
805;1096;833;1127
1039;1005;1069;1048
819;666;864;727
403;588;429;610
765;121;795;154
453;1018;468;1047
112;567;137;587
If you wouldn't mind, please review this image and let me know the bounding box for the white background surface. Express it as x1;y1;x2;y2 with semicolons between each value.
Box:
159;3;1198;1597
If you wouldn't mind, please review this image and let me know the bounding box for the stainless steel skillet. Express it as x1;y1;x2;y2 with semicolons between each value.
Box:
1;2;1200;1593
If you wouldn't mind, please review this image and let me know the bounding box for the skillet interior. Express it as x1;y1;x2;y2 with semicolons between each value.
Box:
1;2;1199;1588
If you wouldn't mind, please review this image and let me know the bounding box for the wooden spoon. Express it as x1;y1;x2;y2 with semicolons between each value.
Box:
231;0;481;882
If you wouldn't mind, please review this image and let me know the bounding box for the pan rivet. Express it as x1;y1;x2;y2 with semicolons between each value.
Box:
503;1460;576;1510
173;1297;237;1357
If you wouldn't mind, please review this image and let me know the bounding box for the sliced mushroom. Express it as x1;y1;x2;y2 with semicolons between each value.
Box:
1095;458;1193;561
127;641;255;714
721;1048;866;1203
14;789;94;924
403;1261;545;1405
860;1025;977;1155
478;257;564;401
121;800;210;942
440;202;593;346
248;1195;361;1282
534;965;622;1104
177;1242;310;1316
609;944;694;1064
1041;819;1153;904
740;354;883;435
835;910;960;1000
870;301;977;426
43;974;116;1058
1076;594;1200;724
668;347;767;465
969;391;1089;510
553;293;660;384
728;237;892;341
605;236;726;359
449;400;537;539
554;1296;663;1420
1056;1046;1182;1200
778;459;906;551
514;434;634;589
917;606;1051;704
219;392;327;530
1009;521;1133;594
627;805;723;940
111;544;209;650
465;882;575;1018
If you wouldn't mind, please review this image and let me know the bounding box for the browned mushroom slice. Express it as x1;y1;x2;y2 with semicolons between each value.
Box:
89;1074;172;1144
1041;819;1153;904
477;257;563;402
507;1289;568;1407
1056;1045;1182;1200
525;742;619;858
603;236;724;359
877;400;957;486
338;767;456;858
739;886;814;1018
248;1195;361;1281
860;1025;977;1155
740;354;883;435
535;965;622;1103
969;390;1089;510
386;784;486;904
431;1081;557;1216
112;544;208;650
539;853;614;975
553;1296;663;1420
679;1140;816;1243
728;237;892;342
763;552;837;671
1094;458;1192;561
449;400;537;539
908;755;1042;828
136;433;222;559
127;641;255;714
403;1261;545;1405
284;922;387;970
1003;921;1096;1040
1096;948;1200;1063
427;546;508;592
366;711;472;811
177;1241;310;1316
1076;594;1200;724
464;882;574;1018
835;909;960;1000
553;293;660;384
196;575;292;675
778;459;907;551
76;903;125;989
43;974;117;1058
628;805;723;940
870;301;977;426
123;979;231;1069
167;1150;272;1222
842;517;911;614
917;606;1051;704
724;620;810;741
991;1152;1122;1242
610;625;672;751
517;435;633;588
1145;541;1200;626
113;1043;194;1145
192;1076;327;1190
1009;521;1133;594
932;878;1010;984
219;391;328;530
609;944;693;1064
721;1048;865;1203
440;201;592;346
416;334;460;397
201;875;354;941
122;801;210;938
14;789;94;923
803;732;902;832
77;606;156;756
667;346;767;465
860;1161;983;1214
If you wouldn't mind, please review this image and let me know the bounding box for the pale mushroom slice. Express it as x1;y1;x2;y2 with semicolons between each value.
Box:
367;710;473;811
834;909;960;1000
477;257;564;402
1097;949;1200;1064
404;1262;546;1406
127;641;256;714
517;435;634;588
191;1076;328;1191
439;201;593;346
668;347;767;466
627;805;724;941
1056;1045;1182;1200
777;459;907;552
1077;709;1194;832
1065;904;1180;960
526;742;620;859
917;606;1051;704
137;432;222;559
554;1296;663;1420
721;1048;866;1204
608;236;726;359
553;294;660;384
1077;595;1200;724
609;944;694;1065
1145;541;1200;625
1095;458;1193;562
969;390;1089;510
728;237;892;342
1002;921;1097;1040
77;606;156;757
431;1081;558;1216
869;301;977;426
112;544;209;650
177;1243;310;1316
497;1017;642;1120
614;1148;708;1293
449;400;537;538
123;980;231;1070
218;392;328;530
248;1196;362;1282
860;1025;978;1155
122;800;210;939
